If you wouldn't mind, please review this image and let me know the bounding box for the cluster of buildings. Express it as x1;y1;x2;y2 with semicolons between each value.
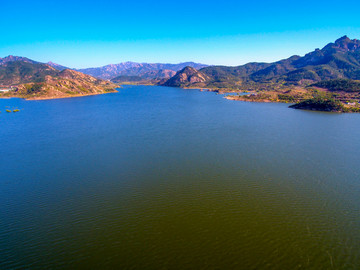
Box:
0;86;16;93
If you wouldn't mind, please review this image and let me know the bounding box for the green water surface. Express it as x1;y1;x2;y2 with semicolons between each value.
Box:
1;85;360;269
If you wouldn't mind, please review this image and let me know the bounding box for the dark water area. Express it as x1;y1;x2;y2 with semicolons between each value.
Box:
1;85;360;269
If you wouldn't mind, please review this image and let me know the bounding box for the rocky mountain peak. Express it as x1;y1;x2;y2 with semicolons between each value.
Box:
180;66;198;75
332;35;360;51
335;35;351;43
0;55;37;65
161;66;210;87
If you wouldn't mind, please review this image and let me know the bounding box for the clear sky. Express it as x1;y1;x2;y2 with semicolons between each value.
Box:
1;0;360;68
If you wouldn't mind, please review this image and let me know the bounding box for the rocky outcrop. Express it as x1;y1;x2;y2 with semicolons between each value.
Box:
161;66;210;87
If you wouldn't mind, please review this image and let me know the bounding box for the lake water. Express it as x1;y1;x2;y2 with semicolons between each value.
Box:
1;85;360;269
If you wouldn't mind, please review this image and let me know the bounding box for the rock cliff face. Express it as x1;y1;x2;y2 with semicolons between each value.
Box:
161;66;210;87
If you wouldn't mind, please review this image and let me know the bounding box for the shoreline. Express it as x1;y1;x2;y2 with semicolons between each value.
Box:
224;95;281;103
0;89;118;101
169;85;360;113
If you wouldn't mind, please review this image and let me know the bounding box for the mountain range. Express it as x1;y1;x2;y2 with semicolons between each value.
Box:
162;36;360;89
0;56;207;80
2;35;360;103
41;59;208;80
0;55;209;99
77;62;208;80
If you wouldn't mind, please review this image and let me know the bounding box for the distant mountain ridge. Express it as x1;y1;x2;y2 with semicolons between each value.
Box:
77;62;208;80
111;69;177;83
110;67;176;80
47;61;69;71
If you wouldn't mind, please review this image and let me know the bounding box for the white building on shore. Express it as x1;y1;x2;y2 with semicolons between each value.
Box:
0;86;15;93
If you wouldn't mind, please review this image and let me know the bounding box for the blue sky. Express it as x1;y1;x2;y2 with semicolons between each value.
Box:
1;0;360;68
